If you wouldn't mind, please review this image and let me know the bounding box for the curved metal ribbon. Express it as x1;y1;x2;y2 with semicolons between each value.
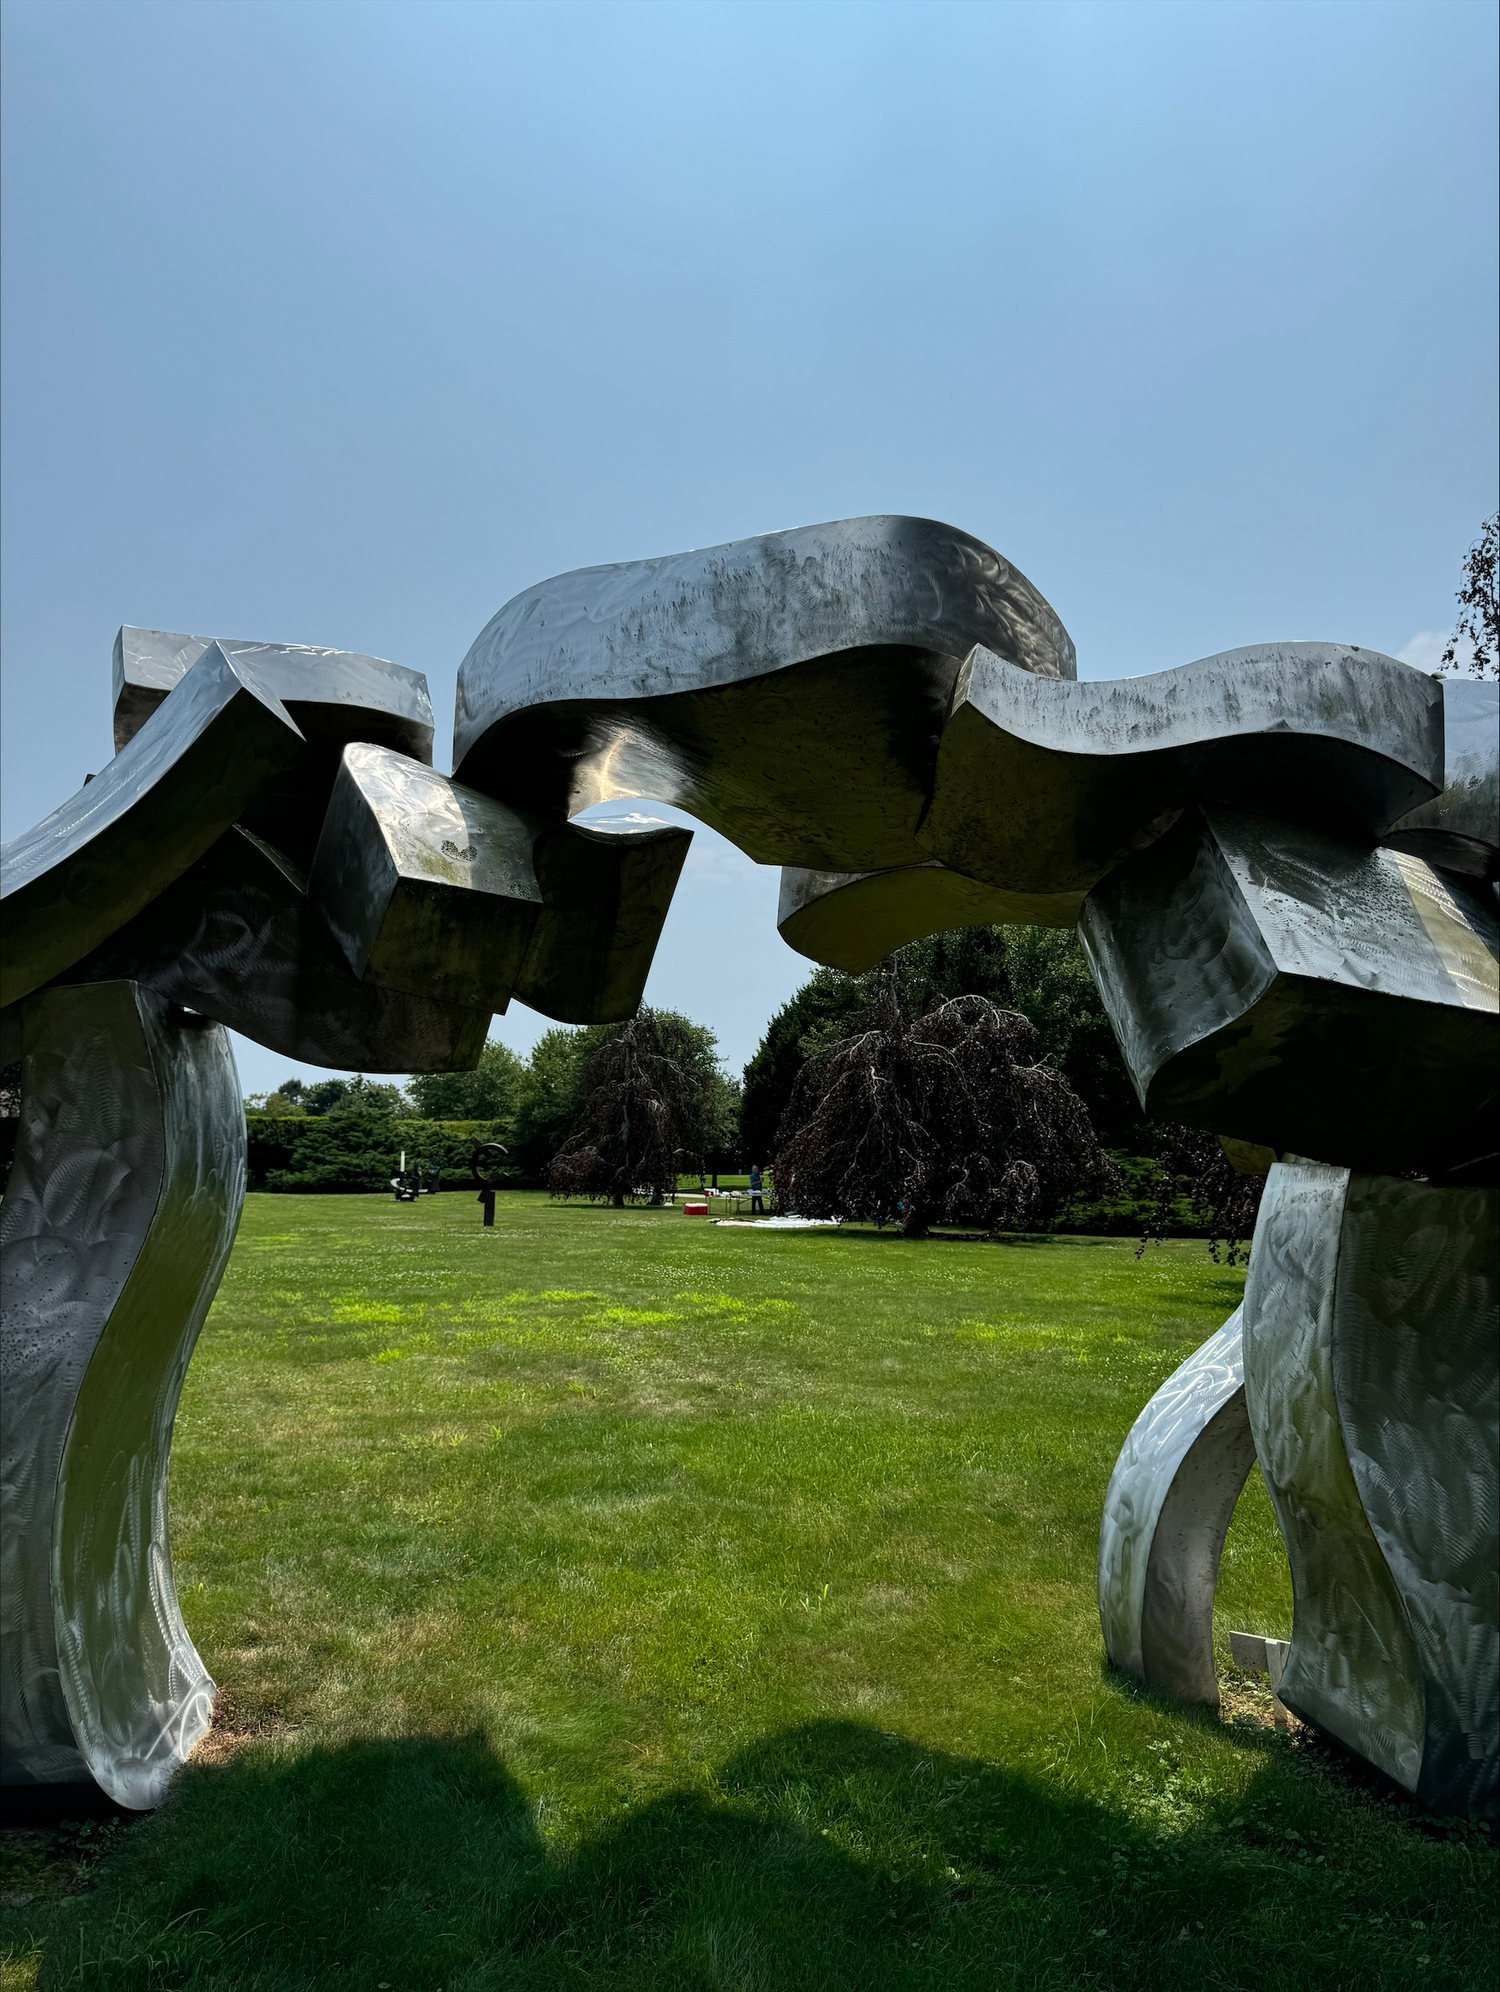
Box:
1098;1308;1255;1705
1;982;241;1807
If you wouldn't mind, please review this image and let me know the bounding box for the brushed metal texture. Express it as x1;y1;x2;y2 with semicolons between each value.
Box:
54;825;493;1073
1079;807;1499;1177
517;818;693;1024
1097;1309;1255;1705
113;626;434;762
113;629;438;873
1384;678;1499;880
921;641;1442;897
1331;1175;1499;1816
452;517;1074;866
1;982;240;1807
0;645;305;1009
309;745;544;1011
1243;1163;1426;1792
777;862;1082;972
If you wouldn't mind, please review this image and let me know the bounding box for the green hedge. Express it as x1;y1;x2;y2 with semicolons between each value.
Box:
246;1113;519;1193
1050;1153;1208;1237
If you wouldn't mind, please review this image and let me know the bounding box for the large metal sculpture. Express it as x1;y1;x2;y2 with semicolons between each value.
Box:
2;518;1495;1819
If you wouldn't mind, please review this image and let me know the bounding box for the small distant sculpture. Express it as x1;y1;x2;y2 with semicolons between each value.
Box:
2;521;1495;1818
469;1141;510;1227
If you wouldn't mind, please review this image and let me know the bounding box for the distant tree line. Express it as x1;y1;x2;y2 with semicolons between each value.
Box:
245;1010;740;1193
242;921;1261;1246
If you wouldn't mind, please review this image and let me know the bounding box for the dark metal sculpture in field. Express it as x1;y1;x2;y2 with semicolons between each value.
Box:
2;519;1496;1819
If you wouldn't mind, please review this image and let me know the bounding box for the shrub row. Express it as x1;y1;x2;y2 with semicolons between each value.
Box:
244;1123;1214;1237
246;1113;521;1194
1049;1152;1211;1237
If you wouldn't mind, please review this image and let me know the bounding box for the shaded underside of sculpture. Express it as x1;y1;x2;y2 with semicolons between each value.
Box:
2;515;1496;1815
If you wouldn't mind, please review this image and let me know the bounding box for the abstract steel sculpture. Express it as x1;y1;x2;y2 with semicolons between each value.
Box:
2;518;1496;1820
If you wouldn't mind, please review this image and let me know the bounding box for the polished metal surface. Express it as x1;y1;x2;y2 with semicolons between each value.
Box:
53;824;492;1073
114;627;436;874
452;517;1074;867
1097;1309;1255;1706
113;625;434;760
1;982;240;1807
1242;1162;1498;1813
517;817;692;1024
310;745;544;1011
0;644;305;1009
1384;677;1500;880
919;641;1441;897
778;862;1080;973
54;777;693;1060
1330;1174;1499;1816
1079;806;1499;1176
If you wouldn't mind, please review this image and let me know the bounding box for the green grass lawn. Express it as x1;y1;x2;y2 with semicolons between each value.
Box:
2;1193;1493;1990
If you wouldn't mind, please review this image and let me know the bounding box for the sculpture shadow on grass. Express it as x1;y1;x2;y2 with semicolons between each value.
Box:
2;1718;1474;1991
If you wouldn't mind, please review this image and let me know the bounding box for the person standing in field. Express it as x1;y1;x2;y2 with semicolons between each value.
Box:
749;1164;765;1215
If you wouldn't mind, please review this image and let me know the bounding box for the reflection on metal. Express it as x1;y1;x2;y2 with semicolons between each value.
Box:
310;745;544;1011
1;983;239;1807
1383;678;1500;879
1;610;698;1809
518;818;693;1024
1097;1309;1256;1706
778;862;1081;973
1080;807;1498;1178
1242;1163;1498;1815
1;646;305;1009
113;626;434;762
453;517;1075;869
3;516;1497;1816
49;823;492;1074
919;641;1441;898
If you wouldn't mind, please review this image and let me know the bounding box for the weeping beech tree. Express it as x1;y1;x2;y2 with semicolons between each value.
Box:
772;960;1116;1237
1138;1125;1267;1265
547;1008;711;1206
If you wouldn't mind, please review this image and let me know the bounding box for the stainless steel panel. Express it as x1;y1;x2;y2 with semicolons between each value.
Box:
1079;808;1499;1176
1;983;240;1807
777;862;1081;972
55;825;492;1073
113;625;434;761
0;645;305;1009
516;819;693;1024
920;641;1441;898
309;745;543;1012
452;517;1074;865
1384;678;1499;879
1097;1309;1255;1705
1331;1174;1498;1816
1239;1160;1500;1810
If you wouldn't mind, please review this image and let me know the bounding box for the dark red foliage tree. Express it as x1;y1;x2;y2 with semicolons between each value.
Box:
771;960;1116;1238
1138;1125;1266;1265
547;1009;710;1207
1442;513;1499;679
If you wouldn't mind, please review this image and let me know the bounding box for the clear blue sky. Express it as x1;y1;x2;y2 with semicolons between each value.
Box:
3;0;1495;1093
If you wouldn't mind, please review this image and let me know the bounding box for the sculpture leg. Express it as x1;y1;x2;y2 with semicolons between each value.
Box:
1;982;243;1809
1098;1308;1257;1704
1243;1161;1498;1817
